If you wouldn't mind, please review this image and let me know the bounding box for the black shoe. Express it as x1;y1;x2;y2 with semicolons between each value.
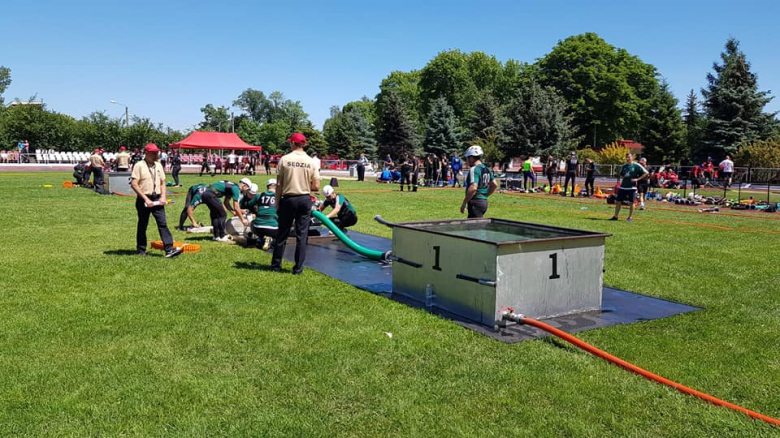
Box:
292;269;303;275
165;247;183;258
269;266;282;272
175;226;186;231
137;250;147;256
609;217;618;221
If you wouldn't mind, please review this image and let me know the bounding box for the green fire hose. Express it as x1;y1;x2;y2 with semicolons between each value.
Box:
312;210;391;261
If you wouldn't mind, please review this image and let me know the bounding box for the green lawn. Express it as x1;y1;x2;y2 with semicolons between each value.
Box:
1;172;779;437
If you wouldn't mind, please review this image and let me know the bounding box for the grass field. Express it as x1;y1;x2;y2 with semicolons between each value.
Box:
1;172;779;437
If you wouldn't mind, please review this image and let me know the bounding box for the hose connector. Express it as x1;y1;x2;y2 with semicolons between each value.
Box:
498;307;525;323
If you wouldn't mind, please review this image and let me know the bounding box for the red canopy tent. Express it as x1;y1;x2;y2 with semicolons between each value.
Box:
170;132;262;151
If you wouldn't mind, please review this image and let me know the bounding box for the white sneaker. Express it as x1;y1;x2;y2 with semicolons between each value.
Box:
640;203;646;210
261;236;272;251
216;236;232;242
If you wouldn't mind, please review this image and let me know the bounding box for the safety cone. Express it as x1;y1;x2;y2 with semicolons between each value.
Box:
330;177;339;188
595;186;603;196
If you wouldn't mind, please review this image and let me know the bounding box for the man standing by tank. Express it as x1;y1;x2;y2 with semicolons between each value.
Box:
130;143;182;258
410;153;419;192
116;146;131;172
89;148;106;187
460;145;498;218
563;151;580;197
270;133;320;275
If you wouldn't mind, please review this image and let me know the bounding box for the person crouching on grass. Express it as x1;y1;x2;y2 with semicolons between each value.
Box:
610;153;648;222
130;143;182;258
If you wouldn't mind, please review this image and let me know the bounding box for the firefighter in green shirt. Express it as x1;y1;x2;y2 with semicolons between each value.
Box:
240;180;278;251
460;145;498;218
202;178;251;241
177;183;208;230
610;153;648;222
319;185;358;231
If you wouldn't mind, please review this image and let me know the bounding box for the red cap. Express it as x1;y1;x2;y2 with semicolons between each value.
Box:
286;132;307;145
93;148;100;153
144;143;160;153
119;146;126;151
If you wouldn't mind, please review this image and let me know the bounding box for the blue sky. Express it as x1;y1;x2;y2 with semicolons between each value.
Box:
4;0;779;132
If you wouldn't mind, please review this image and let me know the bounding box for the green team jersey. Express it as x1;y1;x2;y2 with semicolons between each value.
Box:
323;194;356;217
522;160;532;172
466;163;494;200
240;190;278;229
210;180;240;201
619;163;648;190
188;184;208;207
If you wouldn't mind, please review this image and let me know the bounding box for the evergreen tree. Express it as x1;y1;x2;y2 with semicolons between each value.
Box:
684;89;704;160
469;93;504;141
701;38;777;160
424;97;461;155
638;80;685;162
347;108;377;159
376;89;417;159
503;81;580;158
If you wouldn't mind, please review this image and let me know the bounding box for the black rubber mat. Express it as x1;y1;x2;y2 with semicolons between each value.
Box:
279;231;701;342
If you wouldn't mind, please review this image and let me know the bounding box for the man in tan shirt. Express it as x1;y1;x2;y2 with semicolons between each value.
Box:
89;148;106;186
130;143;182;258
116;146;130;171
270;132;320;274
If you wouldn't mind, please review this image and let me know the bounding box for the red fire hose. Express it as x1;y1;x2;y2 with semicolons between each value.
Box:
516;315;780;427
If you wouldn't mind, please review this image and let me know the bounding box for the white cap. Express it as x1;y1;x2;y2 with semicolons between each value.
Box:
465;145;483;158
323;185;334;197
239;177;252;187
267;178;277;186
249;183;259;195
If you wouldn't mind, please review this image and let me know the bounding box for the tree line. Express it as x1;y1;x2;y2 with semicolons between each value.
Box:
1;33;777;165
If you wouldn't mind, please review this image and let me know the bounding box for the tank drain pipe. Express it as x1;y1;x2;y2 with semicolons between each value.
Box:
374;215;396;228
499;309;780;428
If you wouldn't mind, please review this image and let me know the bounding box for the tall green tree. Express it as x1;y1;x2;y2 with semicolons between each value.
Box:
638;80;685;162
376;89;417;159
198;104;231;132
377;70;422;136
536;33;659;148
701;38;777;160
423;97;461;155
233;89;271;123
503;81;580;158
0;66;10;107
469;93;504;143
322;106;376;159
0;102;77;150
683;90;704;161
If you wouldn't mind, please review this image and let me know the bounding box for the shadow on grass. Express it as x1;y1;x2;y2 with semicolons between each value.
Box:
234;261;280;272
103;249;162;257
185;236;215;241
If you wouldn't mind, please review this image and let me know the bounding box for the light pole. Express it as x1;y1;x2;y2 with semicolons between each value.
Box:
110;100;130;127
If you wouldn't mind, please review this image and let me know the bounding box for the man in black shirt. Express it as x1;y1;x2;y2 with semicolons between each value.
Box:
584;157;596;197
399;154;412;192
563;151;580;197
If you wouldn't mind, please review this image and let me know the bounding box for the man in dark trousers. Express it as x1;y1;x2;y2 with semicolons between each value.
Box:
563;151;580;197
130;143;182;258
201;178;251;242
410;153;419;192
170;149;182;187
460;145;498;218
177;183;208;230
450;151;462;187
319;185;358;231
270;133;321;275
399;154;412;191
356;152;368;182
584;157;596;197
